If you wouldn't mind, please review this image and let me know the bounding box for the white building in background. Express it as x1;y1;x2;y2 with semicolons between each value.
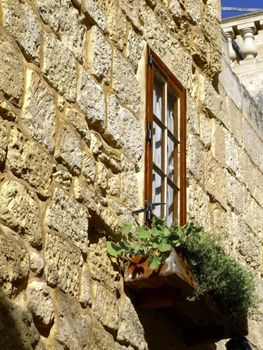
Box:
222;11;263;107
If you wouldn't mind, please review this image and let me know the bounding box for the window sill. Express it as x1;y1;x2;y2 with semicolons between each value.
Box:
124;250;248;345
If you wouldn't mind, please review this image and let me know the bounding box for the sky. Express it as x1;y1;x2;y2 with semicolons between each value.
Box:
221;0;263;18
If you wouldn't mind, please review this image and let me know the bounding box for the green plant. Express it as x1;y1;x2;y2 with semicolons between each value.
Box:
106;218;256;317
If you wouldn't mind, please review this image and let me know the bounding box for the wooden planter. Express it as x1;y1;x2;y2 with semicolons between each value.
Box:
124;249;248;345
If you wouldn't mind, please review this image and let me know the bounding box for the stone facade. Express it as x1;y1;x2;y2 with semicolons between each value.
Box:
0;1;262;350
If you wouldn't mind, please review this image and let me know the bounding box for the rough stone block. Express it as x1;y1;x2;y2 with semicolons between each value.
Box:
187;132;205;180
34;0;85;61
65;106;90;144
91;281;119;331
26;279;54;328
112;51;141;115
82;0;107;31
224;129;241;178
117;295;147;350
81;149;96;183
73;179;98;214
85;26;112;83
120;172;139;209
0;119;8;166
126;26;143;69
77;67;106;130
52;166;72;191
21;69;56;152
79;264;92;307
199;73;222;119
2;0;41;64
106;2;127;50
54;290;92;348
0;180;42;246
96;162;108;191
90;323;117;350
243;118;263;173
0;31;24;107
42;32;77;102
7;127;54;198
28;249;44;276
55;122;83;175
211;120;225;165
0;230;30;296
107;174;121;197
199;113;212;149
185;0;202;24
0;96;17;121
106;95;143;161
119;0;140;30
44;231;83;296
45;187;89;253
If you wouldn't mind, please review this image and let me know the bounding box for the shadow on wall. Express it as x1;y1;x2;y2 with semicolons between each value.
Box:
136;308;216;350
0;292;39;350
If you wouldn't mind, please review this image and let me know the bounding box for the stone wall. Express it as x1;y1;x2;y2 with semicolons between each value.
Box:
0;0;262;349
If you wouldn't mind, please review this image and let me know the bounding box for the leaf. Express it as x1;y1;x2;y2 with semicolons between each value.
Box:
137;226;150;240
106;241;123;257
149;255;161;269
158;240;172;253
122;223;132;237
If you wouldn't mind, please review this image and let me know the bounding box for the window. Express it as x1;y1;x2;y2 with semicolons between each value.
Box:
145;47;186;226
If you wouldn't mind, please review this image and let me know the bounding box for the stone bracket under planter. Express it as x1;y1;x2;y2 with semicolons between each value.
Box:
124;250;248;345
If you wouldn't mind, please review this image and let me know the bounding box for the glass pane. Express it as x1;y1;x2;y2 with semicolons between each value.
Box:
167;184;176;226
167;136;175;180
153;121;163;169
153;76;163;121
152;170;162;217
167;89;177;135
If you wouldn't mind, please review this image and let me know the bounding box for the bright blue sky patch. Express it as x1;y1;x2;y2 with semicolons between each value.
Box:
221;0;263;19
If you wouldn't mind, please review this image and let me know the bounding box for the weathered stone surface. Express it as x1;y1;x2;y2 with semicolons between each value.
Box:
44;231;83;296
0;119;8;166
90;323;123;350
55;122;83;175
106;1;127;50
52;166;72;191
73;179;98;214
0;231;30;296
199;113;212;149
54;290;92;349
79;264;92;307
106;95;143;161
7;127;53;197
29;249;44;276
45;187;89;253
0;96;17;121
21;69;56;152
0;293;40;350
117;295;147;350
85;26;112;83
34;0;85;61
107;174;121;197
91;281;119;331
42;32;77;102
126;26;143;69
65;106;90;144
96;162;108;191
77;67;106;130
2;0;41;64
82;0;107;31
187;132;205;180
0;31;23;107
121;171;139;209
119;0;140;30
211;120;225;165
224;129;241;178
199;73;222;119
112;51;141;114
26;279;54;328
0;180;42;246
82;149;96;183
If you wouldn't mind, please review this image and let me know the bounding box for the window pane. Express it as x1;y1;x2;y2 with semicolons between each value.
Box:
167;183;176;226
153;76;163;121
167;136;175;180
153;121;163;169
167;89;177;135
152;170;163;217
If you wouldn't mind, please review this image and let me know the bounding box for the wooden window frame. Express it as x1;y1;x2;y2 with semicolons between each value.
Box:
145;47;187;226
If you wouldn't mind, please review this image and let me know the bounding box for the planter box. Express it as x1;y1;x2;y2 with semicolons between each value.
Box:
124;250;248;345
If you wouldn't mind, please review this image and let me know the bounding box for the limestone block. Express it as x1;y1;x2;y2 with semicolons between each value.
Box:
219;61;242;110
237;230;260;269
187;132;204;180
45;187;89;253
0;119;8;166
119;0;140;30
82;0;107;31
90;323;117;350
0;180;42;246
99;205;122;235
120;172;139;209
106;1;127;50
117;295;147;350
55;122;83;175
243;118;263;173
226;175;247;215
73;179;98;214
227;98;243;144
224;129;241;178
29;249;44;275
34;0;85;61
0;231;30;296
126;26;143;69
65;106;90;144
42;32;77;102
96;137;122;173
168;0;182;20
21;69;56;152
87;238;120;293
0;97;17;121
85;26;112;83
52;167;72;191
186;97;200;135
79;264;92;307
155;4;174;31
206;0;221;21
185;0;202;24
7;127;53;198
211;120;225;165
107;175;121;197
112;51;141;115
199;113;212;149
199;73;222;119
26;280;54;328
106;95;143;161
54;290;92;349
82;149;96;183
44;231;83;296
0;294;40;350
2;0;41;64
77;67;106;130
96;162;108;191
202;11;221;53
0;31;23;107
91;281;119;331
